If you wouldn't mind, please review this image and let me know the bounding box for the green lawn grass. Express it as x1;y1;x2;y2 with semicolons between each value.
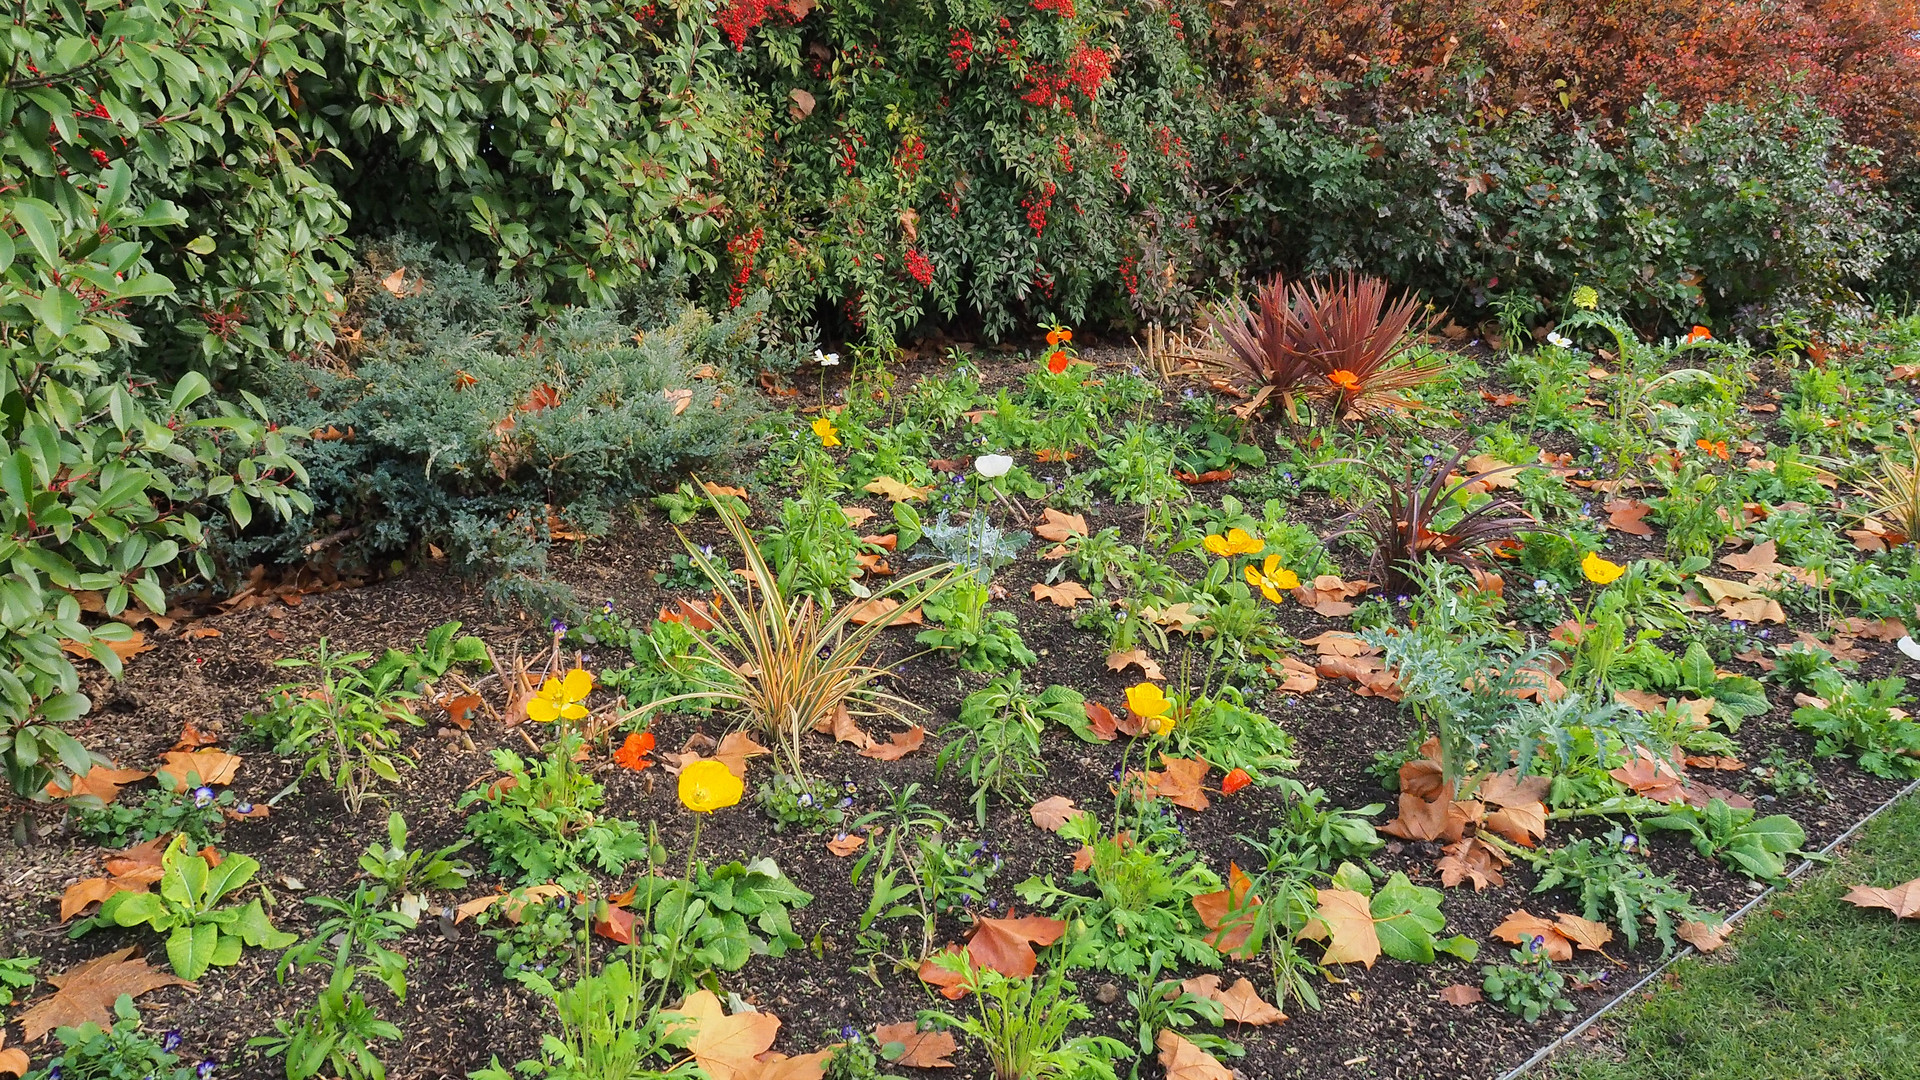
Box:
1540;790;1920;1080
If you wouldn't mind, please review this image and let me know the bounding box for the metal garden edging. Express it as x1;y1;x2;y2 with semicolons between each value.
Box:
1497;776;1920;1080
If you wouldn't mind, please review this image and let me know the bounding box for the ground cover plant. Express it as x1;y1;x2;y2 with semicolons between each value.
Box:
11;273;1920;1080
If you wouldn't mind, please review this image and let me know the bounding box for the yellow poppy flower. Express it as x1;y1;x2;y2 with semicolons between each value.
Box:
527;667;593;723
811;416;840;447
1245;556;1300;603
677;759;744;813
1202;528;1264;558
1581;552;1626;585
1151;713;1175;737
1125;682;1170;719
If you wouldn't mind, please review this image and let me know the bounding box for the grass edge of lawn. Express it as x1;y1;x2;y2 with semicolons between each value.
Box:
1536;787;1920;1080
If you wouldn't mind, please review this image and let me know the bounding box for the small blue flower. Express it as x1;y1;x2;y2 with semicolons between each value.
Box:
550;619;568;636
798;793;814;808
197;1061;218;1080
1533;579;1551;593
602;600;615;615
843;780;859;796
193;786;214;808
841;1024;858;1041
1423;455;1435;467
838;796;853;809
1730;620;1747;631
49;1066;64;1080
1529;934;1545;953
163;1030;182;1053
1758;628;1771;639
1621;833;1638;851
1395;594;1409;605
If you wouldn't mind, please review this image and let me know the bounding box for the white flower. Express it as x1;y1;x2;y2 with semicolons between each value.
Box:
1546;332;1573;349
974;453;1014;478
814;350;840;367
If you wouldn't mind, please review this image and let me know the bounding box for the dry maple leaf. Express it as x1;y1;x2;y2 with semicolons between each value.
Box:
1274;656;1318;694
1030;581;1093;608
1604;498;1655;537
60;632;154;664
44;766;148;804
1610;750;1690;804
155;749;240;788
840;506;876;526
1156;1029;1233;1080
677;990;782;1080
1677;920;1728;952
1032;508;1088;542
1303;887;1380;967
1143;755;1212;811
1843;879;1920;919
1719;596;1787;623
1179;975;1285;1025
0;1030;26;1078
827;834;865;857
20;949;191;1043
871;1022;957;1068
1490;910;1575;962
859;726;927;761
454;883;569;924
1552;912;1614;953
814;702;873;749
1302;631;1378;657
1105;649;1163;680
844;598;923;627
1436;837;1509;891
863;476;933;502
712;731;772;778
1721;540;1786;576
1192;864;1261;957
964;914;1068;979
1029;795;1084;832
1439;984;1483;1006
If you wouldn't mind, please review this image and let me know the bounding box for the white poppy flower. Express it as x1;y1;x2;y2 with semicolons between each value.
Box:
974;453;1014;478
814;350;841;366
1546;332;1573;349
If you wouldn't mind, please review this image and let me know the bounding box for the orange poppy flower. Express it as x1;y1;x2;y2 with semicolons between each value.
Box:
1685;326;1712;344
1326;369;1361;392
1221;767;1252;795
1046;326;1073;346
1046;349;1070;374
1695;438;1729;461
614;731;656;771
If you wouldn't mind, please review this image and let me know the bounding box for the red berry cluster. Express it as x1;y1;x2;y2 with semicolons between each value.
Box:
715;0;776;49
904;248;934;286
1021;183;1056;234
1020;67;1069;107
1065;44;1111;98
947;28;974;73
836;131;866;175
895;135;926;178
1033;0;1074;17
726;227;764;308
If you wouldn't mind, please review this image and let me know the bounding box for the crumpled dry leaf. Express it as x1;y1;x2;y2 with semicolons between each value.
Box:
1029;795;1084;832
19;949;191;1043
1179;975;1286;1025
1105;649;1163;681
1033;508;1088;542
1843;878;1920;919
1156;1029;1233;1080
871;1022;956;1068
859;726;927;761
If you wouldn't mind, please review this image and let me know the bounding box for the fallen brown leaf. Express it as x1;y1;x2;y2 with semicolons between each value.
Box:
19;949;191;1043
1179;975;1286;1025
1029;796;1085;832
871;1022;957;1068
859;726;927;761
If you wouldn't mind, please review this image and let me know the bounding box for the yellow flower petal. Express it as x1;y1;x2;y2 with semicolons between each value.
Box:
1125;682;1170;718
1581;552;1626;585
1226;528;1263;555
526;697;559;723
811;416;840;447
678;759;744;813
1204;534;1231;558
561;667;593;703
1271;567;1301;591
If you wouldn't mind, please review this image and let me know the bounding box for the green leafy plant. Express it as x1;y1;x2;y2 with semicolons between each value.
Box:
1307;862;1479;966
850;785;995;968
1244;783;1385;873
916;580;1036;672
88;835;295;980
1643;799;1811;882
919;940;1130;1080
1017;796;1225;976
936;676;1072;828
1792;671;1920;778
22;996;197;1080
0;953;37;1006
254;639;423;813
357;812;472;918
1124;953;1239;1067
1526;828;1715;954
1480;941;1576;1023
253;883;414;1080
477;892;587;980
458;745;646;888
70;784;235;850
628;858;812;990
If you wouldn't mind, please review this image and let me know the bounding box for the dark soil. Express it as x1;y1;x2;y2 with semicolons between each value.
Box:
4;342;1913;1080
